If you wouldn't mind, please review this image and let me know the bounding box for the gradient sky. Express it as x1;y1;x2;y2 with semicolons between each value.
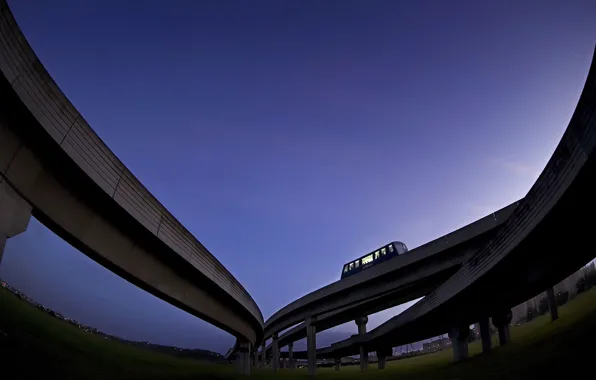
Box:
1;0;596;354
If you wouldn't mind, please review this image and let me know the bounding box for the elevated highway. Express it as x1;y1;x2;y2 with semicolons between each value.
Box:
0;2;262;372
313;45;596;362
260;201;520;364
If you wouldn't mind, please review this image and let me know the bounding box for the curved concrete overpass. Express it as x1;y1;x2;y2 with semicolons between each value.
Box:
0;0;263;356
264;201;519;340
260;201;519;367
315;45;596;360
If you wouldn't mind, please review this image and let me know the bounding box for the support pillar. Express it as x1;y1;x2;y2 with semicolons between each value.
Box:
306;317;317;376
334;358;341;371
546;287;559;321
260;342;265;368
288;342;294;369
377;347;392;370
235;341;251;375
479;317;492;353
0;179;32;265
271;333;279;372
492;309;512;346
448;325;469;362
355;316;368;371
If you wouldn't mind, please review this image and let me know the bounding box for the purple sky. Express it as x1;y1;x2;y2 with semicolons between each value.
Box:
1;0;596;353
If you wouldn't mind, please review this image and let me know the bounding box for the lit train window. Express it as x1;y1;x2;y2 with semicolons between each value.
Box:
374;251;380;260
355;260;360;268
381;248;386;255
343;265;349;273
349;262;354;270
388;245;394;253
362;254;373;265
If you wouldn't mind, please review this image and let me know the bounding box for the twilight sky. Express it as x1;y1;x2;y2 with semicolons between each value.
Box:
1;0;596;354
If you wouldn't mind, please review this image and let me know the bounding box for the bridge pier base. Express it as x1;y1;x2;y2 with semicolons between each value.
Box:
0;179;32;265
493;309;512;346
377;347;392;369
355;316;368;371
235;341;251;375
334;358;341;371
479;317;492;353
306;317;317;376
378;355;387;369
288;342;294;369
546;287;559;321
448;325;469;362
272;333;279;372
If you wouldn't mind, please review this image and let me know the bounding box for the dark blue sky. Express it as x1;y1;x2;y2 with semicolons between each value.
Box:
1;0;596;353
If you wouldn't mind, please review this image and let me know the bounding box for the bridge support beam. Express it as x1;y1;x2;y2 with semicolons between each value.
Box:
334;358;341;371
306;317;317;376
377;347;392;369
235;341;251;375
0;179;32;265
493;309;512;346
479;317;492;353
546;287;559;321
271;333;279;372
355;316;368;371
288;342;294;369
260;342;266;368
448;325;469;362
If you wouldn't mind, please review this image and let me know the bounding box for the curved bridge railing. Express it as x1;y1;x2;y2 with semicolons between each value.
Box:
0;1;263;331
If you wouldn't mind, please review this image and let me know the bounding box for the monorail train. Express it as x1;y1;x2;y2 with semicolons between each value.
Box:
341;241;408;279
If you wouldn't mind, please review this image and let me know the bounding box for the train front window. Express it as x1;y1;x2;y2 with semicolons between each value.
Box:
343;265;349;273
349;262;354;270
362;254;373;265
388;245;394;253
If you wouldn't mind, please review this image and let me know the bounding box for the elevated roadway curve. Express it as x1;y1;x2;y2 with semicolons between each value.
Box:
317;45;596;359
0;1;263;349
263;200;520;349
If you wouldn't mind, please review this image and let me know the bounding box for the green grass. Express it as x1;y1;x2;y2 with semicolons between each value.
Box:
2;286;596;379
0;287;236;380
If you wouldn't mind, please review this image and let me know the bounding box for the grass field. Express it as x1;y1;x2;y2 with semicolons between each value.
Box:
0;287;235;380
2;286;596;379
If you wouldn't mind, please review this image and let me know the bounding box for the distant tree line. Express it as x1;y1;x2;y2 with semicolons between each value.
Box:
523;266;596;323
575;269;596;295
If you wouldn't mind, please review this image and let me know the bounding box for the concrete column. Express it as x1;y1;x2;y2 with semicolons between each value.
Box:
492;309;512;346
378;355;387;370
306;317;317;376
334;358;341;371
377;347;392;370
479;317;492;353
0;179;32;266
235;341;251;375
546;287;559;321
260;342;265;368
448;325;469;362
355;316;368;371
288;342;294;369
271;333;279;372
